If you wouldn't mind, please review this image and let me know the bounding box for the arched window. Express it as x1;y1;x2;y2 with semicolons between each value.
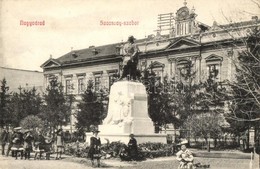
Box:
147;61;165;82
205;54;223;81
176;59;192;81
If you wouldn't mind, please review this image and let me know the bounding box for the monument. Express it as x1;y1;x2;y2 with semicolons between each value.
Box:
98;80;167;144
87;36;166;144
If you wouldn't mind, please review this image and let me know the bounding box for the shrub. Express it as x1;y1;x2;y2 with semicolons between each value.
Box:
20;115;44;131
138;142;175;158
64;141;175;160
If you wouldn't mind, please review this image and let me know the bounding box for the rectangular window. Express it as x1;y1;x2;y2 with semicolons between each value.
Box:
78;78;85;94
47;75;56;86
176;60;192;83
188;22;192;33
95;76;101;91
208;64;220;81
180;24;183;35
184;23;187;35
177;23;180;35
66;79;72;94
152;69;163;82
109;75;116;89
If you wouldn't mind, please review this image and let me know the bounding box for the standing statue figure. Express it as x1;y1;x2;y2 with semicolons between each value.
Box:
119;35;139;81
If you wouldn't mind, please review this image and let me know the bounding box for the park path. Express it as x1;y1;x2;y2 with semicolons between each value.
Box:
0;153;253;169
0;155;116;169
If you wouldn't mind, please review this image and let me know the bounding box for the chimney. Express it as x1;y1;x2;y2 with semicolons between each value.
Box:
72;51;78;58
92;48;98;55
252;16;258;22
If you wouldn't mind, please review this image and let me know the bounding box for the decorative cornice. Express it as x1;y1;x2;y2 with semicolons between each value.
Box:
92;71;103;75
106;69;118;74
76;73;86;77
64;74;73;78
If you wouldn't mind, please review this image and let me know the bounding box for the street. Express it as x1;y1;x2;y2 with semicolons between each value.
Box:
0;154;251;169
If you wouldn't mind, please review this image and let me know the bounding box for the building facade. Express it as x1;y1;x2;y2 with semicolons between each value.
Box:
41;3;260;131
0;67;44;93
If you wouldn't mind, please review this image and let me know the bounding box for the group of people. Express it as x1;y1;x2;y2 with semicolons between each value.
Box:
88;130;139;168
1;126;65;160
87;129;194;169
3;125;194;168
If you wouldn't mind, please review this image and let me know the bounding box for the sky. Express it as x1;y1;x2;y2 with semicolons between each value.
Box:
0;0;259;71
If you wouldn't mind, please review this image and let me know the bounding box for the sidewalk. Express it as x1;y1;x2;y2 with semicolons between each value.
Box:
0;147;255;169
191;149;252;159
0;152;253;169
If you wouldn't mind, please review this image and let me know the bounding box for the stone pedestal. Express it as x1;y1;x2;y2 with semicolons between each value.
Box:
97;81;166;144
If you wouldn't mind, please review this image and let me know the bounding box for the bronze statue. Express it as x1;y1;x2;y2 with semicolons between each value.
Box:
119;36;139;81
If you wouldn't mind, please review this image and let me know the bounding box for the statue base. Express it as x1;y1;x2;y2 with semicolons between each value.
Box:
96;81;166;144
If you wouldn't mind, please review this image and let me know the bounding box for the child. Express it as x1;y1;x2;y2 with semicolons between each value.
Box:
176;140;194;169
23;130;34;160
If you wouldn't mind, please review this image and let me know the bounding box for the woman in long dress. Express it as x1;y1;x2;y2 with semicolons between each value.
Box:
55;128;64;160
127;134;138;161
12;127;24;160
88;129;101;167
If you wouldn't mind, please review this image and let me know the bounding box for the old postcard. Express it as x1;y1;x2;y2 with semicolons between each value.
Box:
0;0;260;168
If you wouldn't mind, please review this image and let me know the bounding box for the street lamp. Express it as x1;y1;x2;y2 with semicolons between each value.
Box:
207;132;211;152
206;120;211;152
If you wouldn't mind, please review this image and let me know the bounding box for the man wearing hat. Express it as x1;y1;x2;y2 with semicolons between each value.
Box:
119;35;139;81
6;128;15;157
12;127;24;160
1;126;9;156
88;129;101;167
176;140;194;169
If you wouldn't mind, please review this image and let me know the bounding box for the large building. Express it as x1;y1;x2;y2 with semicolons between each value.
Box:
41;3;260;131
0;67;44;93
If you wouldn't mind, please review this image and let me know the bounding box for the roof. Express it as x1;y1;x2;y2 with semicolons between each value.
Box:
218;20;260;29
0;66;42;73
57;43;121;64
42;38;150;68
41;43;125;68
42;18;259;69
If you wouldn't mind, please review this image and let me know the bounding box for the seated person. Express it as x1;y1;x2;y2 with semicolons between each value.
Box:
119;144;131;161
176;140;194;169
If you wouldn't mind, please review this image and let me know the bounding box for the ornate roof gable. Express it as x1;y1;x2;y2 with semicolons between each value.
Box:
205;54;223;65
205;54;223;62
166;37;200;51
40;58;61;68
147;61;165;69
